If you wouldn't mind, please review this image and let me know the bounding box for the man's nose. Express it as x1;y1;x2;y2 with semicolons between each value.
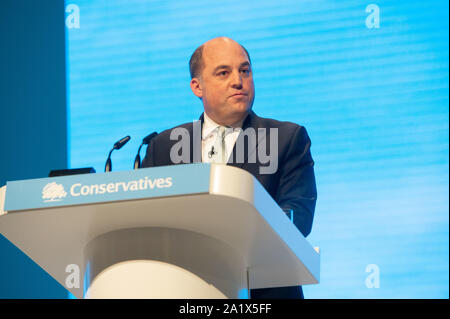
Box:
231;71;243;89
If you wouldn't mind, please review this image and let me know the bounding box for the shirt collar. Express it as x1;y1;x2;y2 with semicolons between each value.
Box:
202;112;244;140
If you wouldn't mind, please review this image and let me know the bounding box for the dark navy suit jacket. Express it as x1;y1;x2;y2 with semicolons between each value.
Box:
142;111;317;299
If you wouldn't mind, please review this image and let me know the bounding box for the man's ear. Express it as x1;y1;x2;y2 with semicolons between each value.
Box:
190;78;203;98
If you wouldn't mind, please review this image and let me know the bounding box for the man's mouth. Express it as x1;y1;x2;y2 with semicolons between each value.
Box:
230;93;247;97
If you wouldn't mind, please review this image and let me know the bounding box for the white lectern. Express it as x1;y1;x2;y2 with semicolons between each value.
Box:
0;163;319;299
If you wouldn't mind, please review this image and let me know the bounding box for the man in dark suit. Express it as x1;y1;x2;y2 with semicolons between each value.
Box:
142;37;317;299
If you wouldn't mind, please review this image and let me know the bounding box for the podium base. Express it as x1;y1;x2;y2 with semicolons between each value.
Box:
85;260;227;299
83;227;248;299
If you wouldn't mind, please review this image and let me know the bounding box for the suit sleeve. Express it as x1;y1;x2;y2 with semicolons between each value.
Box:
275;126;317;237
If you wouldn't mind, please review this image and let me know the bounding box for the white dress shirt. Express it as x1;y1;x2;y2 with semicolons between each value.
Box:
202;112;244;163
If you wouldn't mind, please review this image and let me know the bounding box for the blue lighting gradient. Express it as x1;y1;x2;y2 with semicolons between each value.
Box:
66;0;449;298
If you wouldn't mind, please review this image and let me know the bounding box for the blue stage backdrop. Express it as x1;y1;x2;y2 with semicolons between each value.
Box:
66;0;448;298
0;0;69;298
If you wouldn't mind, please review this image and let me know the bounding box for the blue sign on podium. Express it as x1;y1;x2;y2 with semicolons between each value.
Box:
4;163;211;212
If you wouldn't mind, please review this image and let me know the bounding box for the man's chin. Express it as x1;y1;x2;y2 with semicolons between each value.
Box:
227;107;251;124
230;101;252;112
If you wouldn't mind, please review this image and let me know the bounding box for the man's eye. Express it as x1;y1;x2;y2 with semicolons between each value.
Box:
241;69;250;74
218;71;228;76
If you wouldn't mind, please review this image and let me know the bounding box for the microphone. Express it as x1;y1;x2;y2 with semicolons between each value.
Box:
134;132;158;169
208;146;217;158
105;135;131;172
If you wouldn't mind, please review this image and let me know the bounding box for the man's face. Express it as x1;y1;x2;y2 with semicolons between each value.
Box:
190;38;255;126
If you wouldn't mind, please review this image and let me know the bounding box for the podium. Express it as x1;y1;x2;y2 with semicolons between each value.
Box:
0;163;319;299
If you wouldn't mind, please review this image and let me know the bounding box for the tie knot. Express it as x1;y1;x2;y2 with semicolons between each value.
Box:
217;126;227;139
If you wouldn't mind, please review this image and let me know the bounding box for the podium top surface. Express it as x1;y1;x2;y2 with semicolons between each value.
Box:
0;163;319;298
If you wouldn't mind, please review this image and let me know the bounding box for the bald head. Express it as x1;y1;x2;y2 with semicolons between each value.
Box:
189;37;251;79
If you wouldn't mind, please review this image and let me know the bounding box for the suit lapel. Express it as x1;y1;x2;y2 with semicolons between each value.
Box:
227;111;261;169
189;114;204;163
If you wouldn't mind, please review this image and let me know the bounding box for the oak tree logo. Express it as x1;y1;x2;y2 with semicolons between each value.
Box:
42;182;67;202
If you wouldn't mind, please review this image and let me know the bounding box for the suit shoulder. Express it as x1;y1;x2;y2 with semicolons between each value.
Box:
253;115;311;147
255;115;306;132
